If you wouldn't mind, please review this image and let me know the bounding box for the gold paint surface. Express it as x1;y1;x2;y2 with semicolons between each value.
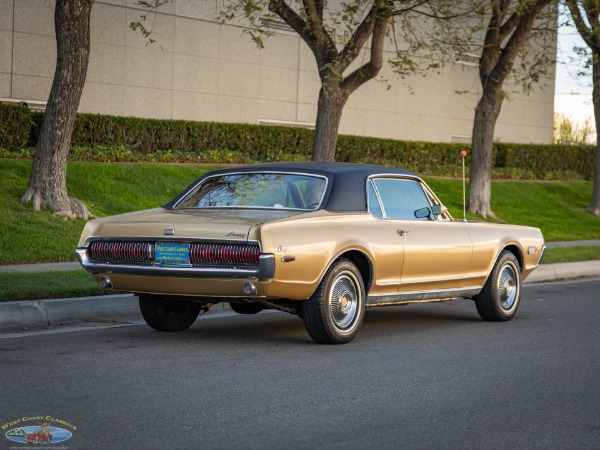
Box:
80;191;544;302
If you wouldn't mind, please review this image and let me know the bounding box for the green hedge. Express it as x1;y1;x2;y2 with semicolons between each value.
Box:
0;103;34;150
494;143;595;180
0;102;595;180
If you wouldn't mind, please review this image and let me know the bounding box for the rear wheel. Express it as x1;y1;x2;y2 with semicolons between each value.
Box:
475;251;521;321
302;258;365;344
139;295;201;331
230;302;264;315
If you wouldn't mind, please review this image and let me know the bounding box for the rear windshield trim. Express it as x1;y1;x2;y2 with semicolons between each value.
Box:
172;171;329;211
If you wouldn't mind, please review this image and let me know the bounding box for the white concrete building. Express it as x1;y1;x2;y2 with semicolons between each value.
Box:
0;0;556;144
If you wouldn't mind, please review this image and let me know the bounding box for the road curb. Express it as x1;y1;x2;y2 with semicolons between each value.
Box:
0;294;234;331
524;260;600;283
0;294;139;329
1;261;599;331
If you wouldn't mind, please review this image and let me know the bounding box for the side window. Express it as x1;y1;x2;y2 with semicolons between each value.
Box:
373;179;432;220
367;181;383;218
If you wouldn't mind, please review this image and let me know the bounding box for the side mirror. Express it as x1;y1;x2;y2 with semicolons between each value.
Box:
414;207;432;219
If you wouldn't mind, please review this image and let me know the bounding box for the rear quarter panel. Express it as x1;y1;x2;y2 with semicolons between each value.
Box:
464;222;545;282
254;211;403;300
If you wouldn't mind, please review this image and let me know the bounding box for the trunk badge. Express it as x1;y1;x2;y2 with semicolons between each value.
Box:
164;228;175;236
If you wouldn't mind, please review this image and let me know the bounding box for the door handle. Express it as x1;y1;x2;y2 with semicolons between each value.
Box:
397;229;410;237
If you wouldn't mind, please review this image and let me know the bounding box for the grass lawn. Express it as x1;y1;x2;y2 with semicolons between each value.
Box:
0;160;214;264
542;246;600;263
425;178;600;241
0;270;109;302
1;159;599;266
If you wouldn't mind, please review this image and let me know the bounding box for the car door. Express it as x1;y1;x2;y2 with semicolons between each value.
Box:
365;179;405;296
371;177;473;293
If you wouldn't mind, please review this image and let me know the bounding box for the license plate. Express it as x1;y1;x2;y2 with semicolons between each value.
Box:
155;242;190;264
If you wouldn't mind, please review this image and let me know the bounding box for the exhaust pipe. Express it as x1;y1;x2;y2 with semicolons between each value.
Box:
243;282;257;296
99;276;113;289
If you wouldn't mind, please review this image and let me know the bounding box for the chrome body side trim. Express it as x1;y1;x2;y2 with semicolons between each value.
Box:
536;244;547;267
172;171;329;211
364;174;454;221
80;236;262;249
305;247;375;299
366;298;458;308
75;248;276;279
367;286;482;305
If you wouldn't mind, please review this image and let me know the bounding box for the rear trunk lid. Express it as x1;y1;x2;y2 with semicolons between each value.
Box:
95;207;301;240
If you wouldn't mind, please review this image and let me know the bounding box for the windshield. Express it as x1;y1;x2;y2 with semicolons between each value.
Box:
175;173;328;211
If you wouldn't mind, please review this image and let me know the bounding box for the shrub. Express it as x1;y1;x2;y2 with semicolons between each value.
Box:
495;143;595;180
0;102;595;180
0;103;34;150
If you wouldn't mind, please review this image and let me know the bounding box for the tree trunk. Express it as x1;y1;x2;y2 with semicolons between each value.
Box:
468;87;503;218
589;53;600;217
21;0;94;220
312;84;349;162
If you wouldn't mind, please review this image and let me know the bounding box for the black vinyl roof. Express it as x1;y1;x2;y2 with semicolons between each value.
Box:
165;162;419;212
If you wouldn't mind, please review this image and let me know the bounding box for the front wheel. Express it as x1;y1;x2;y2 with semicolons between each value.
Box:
139;295;201;331
301;258;366;344
475;251;522;321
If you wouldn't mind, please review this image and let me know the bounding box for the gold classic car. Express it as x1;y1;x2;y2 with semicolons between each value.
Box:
76;162;545;344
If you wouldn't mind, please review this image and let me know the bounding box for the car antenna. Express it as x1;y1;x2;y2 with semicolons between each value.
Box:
461;150;467;223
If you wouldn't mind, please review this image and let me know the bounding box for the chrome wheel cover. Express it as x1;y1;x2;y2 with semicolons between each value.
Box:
498;263;519;311
329;273;360;330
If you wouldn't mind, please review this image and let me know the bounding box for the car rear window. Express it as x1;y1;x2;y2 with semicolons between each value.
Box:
175;173;328;211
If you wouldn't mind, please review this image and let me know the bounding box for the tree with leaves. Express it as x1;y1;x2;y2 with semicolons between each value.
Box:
467;0;556;218
564;0;600;216
131;1;477;162
222;0;480;161
21;0;94;220
264;0;394;161
554;113;594;144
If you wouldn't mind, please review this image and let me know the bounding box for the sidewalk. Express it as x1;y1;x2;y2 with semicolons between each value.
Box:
0;261;81;273
545;240;600;248
1;241;600;331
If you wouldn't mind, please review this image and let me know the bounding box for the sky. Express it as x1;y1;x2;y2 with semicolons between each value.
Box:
554;6;594;129
555;23;591;95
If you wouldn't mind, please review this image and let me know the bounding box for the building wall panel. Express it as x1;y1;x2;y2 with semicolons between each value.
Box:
11;74;52;101
0;2;556;145
0;73;10;97
0;0;13;31
0;29;11;74
123;85;172;119
172;90;218;122
175;17;220;59
79;81;124;116
174;54;219;94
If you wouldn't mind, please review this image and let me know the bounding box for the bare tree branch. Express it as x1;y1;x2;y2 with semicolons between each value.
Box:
343;7;392;93
337;3;381;73
566;0;600;50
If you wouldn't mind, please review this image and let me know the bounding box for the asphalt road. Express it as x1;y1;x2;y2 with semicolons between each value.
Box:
1;279;599;449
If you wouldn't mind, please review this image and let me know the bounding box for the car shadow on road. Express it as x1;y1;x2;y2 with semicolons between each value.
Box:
134;299;486;346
